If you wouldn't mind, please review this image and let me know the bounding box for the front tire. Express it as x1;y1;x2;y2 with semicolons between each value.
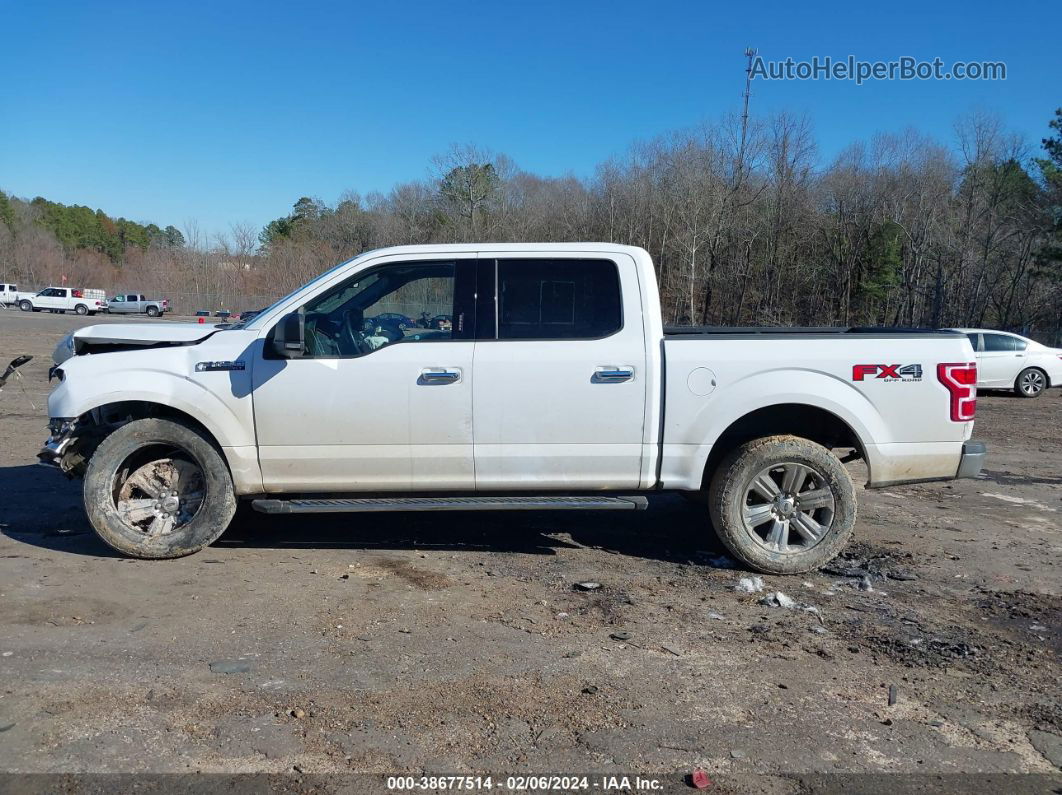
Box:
1015;368;1046;398
708;435;856;574
83;418;236;559
19;300;32;312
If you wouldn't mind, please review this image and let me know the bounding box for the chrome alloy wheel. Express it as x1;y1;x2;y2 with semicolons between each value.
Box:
1020;369;1045;396
741;462;835;554
113;449;205;537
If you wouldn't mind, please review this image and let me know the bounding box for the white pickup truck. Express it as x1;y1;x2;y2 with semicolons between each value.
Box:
19;286;106;315
1;283;35;307
40;244;985;572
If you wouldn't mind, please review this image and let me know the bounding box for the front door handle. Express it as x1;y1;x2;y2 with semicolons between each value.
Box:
593;367;634;383
419;368;461;384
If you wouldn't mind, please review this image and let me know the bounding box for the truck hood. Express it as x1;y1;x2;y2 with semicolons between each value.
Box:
54;323;221;364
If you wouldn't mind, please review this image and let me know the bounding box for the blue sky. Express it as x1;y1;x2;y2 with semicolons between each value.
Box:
0;0;1056;239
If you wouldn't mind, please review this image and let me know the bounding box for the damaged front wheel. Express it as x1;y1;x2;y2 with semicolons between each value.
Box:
83;418;236;558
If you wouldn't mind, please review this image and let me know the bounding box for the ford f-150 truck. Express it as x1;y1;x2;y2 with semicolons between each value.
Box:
40;244;985;572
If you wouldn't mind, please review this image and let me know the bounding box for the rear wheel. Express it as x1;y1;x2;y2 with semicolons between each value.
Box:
146;305;160;317
83;418;236;559
75;304;88;315
708;435;856;574
1015;368;1046;398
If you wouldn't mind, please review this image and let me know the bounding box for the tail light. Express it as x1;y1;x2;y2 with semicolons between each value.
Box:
937;362;977;422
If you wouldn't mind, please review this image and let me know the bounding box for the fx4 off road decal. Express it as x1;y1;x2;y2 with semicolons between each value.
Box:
852;364;923;382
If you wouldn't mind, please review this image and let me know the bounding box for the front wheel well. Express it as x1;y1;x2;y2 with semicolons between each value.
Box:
62;401;226;478
700;404;865;490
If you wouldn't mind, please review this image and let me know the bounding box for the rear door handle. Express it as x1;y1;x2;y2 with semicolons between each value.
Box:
419;368;461;384
593;367;634;383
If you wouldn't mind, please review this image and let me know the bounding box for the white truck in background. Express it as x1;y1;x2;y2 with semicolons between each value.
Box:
1;283;35;307
104;293;170;317
19;286;106;315
40;244;985;572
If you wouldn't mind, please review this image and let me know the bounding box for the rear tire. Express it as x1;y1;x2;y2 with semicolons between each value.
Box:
146;305;160;317
1015;367;1046;398
83;418;236;559
708;435;856;574
75;304;88;315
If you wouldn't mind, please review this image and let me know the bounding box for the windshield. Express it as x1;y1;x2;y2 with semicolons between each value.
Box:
231;253;372;331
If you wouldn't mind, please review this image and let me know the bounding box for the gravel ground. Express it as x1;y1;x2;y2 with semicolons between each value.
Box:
0;309;1059;791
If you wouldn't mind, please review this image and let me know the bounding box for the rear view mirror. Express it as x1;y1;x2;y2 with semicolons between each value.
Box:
271;312;305;358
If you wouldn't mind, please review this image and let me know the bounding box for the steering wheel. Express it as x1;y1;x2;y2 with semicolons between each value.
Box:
340;309;368;355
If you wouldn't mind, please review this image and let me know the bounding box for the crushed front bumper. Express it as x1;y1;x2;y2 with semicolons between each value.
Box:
37;418;77;472
956;440;987;479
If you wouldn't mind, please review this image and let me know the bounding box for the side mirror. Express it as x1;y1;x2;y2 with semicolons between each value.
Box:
271;312;305;358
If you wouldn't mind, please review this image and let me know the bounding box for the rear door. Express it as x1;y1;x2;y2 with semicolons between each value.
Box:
979;333;1025;386
472;255;648;489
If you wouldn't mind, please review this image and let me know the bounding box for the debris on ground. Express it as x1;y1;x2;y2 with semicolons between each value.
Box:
888;684;899;706
734;576;764;593
208;660;251;674
759;591;797;609
609;630;632;641
689;769;712;789
573;581;602;592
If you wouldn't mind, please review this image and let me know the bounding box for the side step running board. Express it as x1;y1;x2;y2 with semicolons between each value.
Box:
251;495;649;514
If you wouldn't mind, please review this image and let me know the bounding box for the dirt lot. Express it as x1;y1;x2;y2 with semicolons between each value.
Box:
0;309;1059;790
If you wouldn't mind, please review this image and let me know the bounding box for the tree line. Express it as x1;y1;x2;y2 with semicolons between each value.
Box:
2;108;1060;342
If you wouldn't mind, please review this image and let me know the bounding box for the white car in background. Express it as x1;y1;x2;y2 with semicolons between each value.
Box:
951;328;1062;398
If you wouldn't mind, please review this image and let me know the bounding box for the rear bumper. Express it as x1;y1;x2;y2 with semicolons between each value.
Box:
956;440;987;479
865;439;986;488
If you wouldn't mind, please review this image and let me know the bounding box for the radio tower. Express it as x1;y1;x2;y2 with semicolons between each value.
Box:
737;47;757;181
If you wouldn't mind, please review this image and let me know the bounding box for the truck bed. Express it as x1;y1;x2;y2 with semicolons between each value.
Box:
664;326;964;339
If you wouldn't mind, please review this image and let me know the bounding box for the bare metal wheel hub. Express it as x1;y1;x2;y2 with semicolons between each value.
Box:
113;452;205;536
742;462;835;554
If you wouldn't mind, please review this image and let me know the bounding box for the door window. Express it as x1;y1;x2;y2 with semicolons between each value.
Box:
495;258;622;340
983;333;1021;352
294;260;473;358
966;333;981;351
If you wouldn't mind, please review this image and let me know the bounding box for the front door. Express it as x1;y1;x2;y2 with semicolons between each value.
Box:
251;257;478;492
36;288;64;309
472;255;648;490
